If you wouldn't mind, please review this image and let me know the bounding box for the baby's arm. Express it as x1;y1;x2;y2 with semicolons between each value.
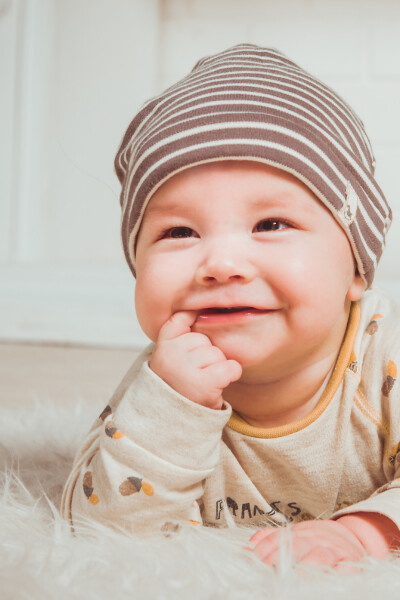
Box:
334;512;399;558
61;311;241;535
248;512;399;569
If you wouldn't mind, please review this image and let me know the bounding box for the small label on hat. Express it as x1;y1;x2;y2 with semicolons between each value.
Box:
339;183;358;226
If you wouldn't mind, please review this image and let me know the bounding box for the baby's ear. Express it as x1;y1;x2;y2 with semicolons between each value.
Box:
346;270;366;301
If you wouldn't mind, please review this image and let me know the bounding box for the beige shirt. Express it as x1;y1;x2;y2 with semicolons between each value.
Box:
61;287;400;535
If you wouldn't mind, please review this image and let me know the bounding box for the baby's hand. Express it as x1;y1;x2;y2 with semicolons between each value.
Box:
247;520;366;571
149;311;242;410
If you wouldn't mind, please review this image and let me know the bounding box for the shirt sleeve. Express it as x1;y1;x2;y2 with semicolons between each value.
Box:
60;346;232;535
330;478;400;533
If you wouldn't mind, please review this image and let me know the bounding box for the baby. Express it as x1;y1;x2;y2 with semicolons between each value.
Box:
61;44;400;569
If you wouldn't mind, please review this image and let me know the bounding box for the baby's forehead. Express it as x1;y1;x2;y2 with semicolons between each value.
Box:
143;160;326;219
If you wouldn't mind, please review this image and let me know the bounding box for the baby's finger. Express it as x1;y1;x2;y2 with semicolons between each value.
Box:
334;562;360;575
249;527;277;546
298;546;338;567
158;311;198;341
190;345;227;368
251;533;282;564
205;359;242;388
257;532;310;567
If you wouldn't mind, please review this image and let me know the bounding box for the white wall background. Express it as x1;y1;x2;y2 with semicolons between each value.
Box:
1;0;400;348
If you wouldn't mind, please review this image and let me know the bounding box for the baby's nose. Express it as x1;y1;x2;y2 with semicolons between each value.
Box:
195;241;256;284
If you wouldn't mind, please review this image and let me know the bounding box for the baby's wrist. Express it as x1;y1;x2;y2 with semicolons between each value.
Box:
335;512;399;559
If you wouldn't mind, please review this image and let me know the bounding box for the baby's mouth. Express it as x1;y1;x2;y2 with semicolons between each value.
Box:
200;306;255;314
195;306;271;324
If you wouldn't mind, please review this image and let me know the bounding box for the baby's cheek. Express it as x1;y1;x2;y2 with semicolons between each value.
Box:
134;283;165;342
135;303;156;341
271;252;319;299
284;244;344;299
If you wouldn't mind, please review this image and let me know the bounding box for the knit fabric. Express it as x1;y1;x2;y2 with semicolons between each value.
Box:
114;43;391;287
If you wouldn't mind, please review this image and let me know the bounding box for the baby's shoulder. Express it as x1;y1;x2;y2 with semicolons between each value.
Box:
355;287;400;404
358;287;400;346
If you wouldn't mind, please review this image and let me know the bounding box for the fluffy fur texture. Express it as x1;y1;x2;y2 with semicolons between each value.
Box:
1;398;400;599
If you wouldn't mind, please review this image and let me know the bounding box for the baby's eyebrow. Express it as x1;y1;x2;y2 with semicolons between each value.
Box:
144;192;312;219
144;200;187;218
251;195;290;209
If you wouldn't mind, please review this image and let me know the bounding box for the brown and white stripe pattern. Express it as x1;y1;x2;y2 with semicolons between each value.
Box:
114;44;391;286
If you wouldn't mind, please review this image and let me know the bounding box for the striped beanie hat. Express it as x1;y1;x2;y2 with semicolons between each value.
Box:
115;43;391;287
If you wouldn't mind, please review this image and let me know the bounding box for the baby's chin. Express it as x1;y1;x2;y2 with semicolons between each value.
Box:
205;335;266;369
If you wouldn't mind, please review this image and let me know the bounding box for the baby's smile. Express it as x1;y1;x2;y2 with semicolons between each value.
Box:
195;306;274;325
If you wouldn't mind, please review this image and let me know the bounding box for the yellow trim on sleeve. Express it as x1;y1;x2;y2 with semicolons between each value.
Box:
226;301;361;438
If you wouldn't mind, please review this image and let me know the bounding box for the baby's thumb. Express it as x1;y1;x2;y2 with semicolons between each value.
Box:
158;311;198;341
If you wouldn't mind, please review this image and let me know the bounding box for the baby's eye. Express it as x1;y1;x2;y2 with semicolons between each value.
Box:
253;219;289;233
161;226;197;239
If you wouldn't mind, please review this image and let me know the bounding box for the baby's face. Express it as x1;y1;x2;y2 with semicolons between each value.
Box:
135;160;364;375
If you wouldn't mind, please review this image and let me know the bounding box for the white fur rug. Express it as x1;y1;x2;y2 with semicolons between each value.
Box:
2;398;400;599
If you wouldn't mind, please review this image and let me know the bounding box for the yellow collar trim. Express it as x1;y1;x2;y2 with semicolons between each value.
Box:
226;302;361;438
